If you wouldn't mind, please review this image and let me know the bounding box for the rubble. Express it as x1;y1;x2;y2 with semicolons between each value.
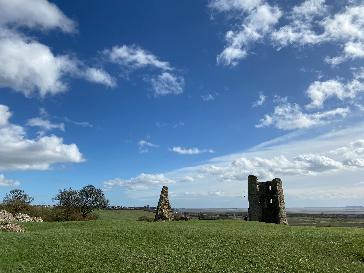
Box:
0;210;43;232
0;222;25;233
15;213;43;223
0;210;15;222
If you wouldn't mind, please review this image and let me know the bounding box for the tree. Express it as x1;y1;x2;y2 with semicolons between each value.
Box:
3;189;34;213
54;185;108;220
79;185;108;217
54;188;81;220
54;188;81;209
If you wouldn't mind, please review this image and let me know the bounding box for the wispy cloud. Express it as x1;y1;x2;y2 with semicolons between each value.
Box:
252;92;266;107
104;173;175;191
104;44;185;96
138;139;159;153
201;93;217;102
170;146;215;155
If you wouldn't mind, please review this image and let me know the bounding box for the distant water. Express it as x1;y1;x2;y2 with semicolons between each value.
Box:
176;207;364;215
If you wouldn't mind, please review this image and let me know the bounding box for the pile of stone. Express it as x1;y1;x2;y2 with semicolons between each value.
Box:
0;210;15;222
0;210;43;232
154;186;174;221
0;210;25;232
15;213;43;223
0;222;25;233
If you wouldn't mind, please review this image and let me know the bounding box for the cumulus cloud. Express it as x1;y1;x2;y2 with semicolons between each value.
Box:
138;139;159;153
256;101;349;130
0;174;20;187
0;0;114;97
104;173;175;190
170;146;215;155
150;72;184;96
0;104;84;171
0;0;76;32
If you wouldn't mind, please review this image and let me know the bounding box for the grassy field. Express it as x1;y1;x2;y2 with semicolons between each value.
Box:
0;210;363;273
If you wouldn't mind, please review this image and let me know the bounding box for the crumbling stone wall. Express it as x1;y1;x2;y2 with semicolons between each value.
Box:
248;175;288;225
155;186;174;221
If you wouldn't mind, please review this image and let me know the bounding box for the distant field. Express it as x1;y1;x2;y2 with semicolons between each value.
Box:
0;210;363;273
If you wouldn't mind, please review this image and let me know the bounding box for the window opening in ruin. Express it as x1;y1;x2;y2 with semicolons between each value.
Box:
270;199;273;204
269;186;272;190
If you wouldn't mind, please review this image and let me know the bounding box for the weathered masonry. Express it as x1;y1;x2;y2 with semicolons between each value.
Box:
155;186;174;221
248;175;288;225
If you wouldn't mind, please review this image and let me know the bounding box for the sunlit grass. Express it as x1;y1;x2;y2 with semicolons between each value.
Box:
0;211;363;273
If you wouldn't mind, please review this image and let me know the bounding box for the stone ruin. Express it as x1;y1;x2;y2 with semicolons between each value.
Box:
155;186;174;221
248;175;288;225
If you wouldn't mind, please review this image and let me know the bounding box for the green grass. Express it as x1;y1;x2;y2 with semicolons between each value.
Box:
0;211;363;273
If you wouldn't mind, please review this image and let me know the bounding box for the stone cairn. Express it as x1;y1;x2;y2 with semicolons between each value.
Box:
0;210;43;232
155;186;174;221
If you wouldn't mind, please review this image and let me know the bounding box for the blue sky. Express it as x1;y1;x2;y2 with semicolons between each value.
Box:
0;0;363;208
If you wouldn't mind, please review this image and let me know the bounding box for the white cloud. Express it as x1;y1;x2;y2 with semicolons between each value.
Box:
103;123;364;206
213;1;364;65
151;72;184;96
104;45;184;96
27;117;65;133
0;174;20;187
209;0;262;13
0;0;76;33
306;78;364;109
291;0;327;19
104;45;172;71
0;1;114;97
256;101;349;130
0;104;84;171
82;68;116;87
273;3;364;64
138;139;159;153
104;173;175;190
170;146;215;155
252;92;266;107
0;33;71;96
211;1;282;65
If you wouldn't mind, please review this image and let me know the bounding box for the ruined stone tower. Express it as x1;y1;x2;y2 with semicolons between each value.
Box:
248;175;288;224
155;186;174;221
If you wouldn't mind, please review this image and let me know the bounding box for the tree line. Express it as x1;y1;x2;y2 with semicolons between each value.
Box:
1;185;108;221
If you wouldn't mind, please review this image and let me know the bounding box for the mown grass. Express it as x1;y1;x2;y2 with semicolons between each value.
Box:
0;210;363;273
